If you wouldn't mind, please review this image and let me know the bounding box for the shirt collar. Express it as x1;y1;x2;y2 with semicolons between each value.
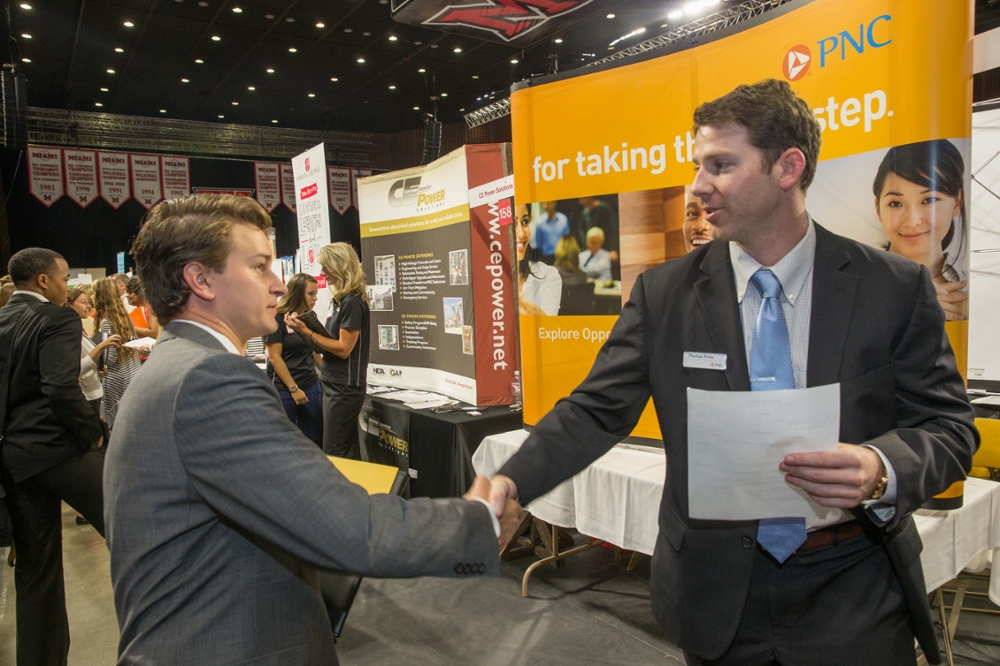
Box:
730;218;816;305
172;319;243;355
12;289;49;302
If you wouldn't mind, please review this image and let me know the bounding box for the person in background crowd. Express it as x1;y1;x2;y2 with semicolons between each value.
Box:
0;280;14;308
125;277;159;339
111;273;134;314
683;194;714;253
553;235;589;287
575;196;620;254
579;226;614;282
265;273;323;446
286;243;370;459
0;248;105;666
92;278;146;428
533;201;571;264
515;203;562;316
873;139;969;321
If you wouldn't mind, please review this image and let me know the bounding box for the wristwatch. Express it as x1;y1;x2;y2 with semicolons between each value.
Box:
289;385;299;393
869;470;889;501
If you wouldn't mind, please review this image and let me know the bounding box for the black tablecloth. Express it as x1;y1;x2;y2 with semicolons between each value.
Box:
359;395;522;498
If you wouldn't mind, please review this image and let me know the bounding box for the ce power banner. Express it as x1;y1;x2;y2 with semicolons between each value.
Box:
358;144;518;405
512;0;971;437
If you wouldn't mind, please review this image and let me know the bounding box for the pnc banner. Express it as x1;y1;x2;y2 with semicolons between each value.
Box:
512;0;972;437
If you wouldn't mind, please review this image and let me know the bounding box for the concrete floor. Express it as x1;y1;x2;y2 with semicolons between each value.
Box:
1;504;998;665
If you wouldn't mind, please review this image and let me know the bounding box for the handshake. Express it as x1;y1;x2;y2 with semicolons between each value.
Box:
463;474;523;549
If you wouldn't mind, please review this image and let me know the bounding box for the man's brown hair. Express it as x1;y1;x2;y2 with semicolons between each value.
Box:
693;79;822;191
131;194;272;321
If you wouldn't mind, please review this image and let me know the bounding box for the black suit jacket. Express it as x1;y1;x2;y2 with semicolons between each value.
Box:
500;224;977;662
0;293;102;483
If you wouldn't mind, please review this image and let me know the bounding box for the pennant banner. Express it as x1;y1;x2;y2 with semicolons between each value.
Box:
254;162;281;212
351;169;372;211
329;167;351;214
130;154;163;210
27;145;64;208
161;156;190;199
191;187;254;196
281;164;296;213
63;150;99;208
98;151;130;209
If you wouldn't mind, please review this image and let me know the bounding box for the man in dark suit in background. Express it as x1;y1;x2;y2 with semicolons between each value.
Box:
0;247;105;666
489;80;977;665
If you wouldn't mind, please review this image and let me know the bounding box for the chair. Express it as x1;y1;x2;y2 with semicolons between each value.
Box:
971;418;1000;480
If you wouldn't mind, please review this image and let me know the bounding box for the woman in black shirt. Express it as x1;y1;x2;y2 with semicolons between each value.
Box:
265;273;323;445
285;243;370;459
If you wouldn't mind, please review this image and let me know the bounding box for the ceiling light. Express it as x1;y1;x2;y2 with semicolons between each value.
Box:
459;108;464;112
441;93;448;97
684;1;701;15
107;68;115;73
198;1;208;6
232;7;242;13
388;85;395;89
413;106;419;110
231;102;239;106
124;21;134;27
272;119;278;123
115;47;124;52
389;35;397;41
362;31;371;36
606;13;615;19
19;3;30;8
357;57;365;63
667;10;682;19
21;34;31;39
265;13;274;19
212;35;221;41
344;28;353;33
330;77;338;81
248;86;255;90
288;47;297;53
21;57;30;62
418;68;425;73
181;78;189;83
430;44;439;49
100;87;109;91
286;17;295;23
510;59;518;64
703;0;721;5
195;59;204;63
472;75;479;79
454;47;462;53
159;109;166;113
95;102;103;107
414;41;422;45
218;114;224;118
308;93;315;97
316;22;325;28
266;68;274;73
554;38;563;43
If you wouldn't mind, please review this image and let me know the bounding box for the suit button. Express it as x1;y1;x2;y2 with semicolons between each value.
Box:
742;537;753;549
476;563;485;574
454;564;463;574
463;564;472;574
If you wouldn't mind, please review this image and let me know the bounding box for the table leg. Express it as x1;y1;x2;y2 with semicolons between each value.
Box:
935;588;955;666
522;523;604;598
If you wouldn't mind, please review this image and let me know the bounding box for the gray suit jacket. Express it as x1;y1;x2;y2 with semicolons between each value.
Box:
105;322;498;665
499;225;977;662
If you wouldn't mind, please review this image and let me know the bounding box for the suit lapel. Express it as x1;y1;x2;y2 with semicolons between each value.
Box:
807;224;857;387
694;242;750;391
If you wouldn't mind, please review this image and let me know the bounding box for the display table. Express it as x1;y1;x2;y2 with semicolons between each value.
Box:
473;429;1000;603
361;395;522;498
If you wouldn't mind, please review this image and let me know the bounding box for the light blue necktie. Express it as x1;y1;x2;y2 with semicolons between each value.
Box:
749;269;806;563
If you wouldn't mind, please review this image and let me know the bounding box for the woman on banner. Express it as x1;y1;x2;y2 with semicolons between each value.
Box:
265;273;323;446
516;203;562;316
285;243;369;459
92;278;148;428
873;139;969;320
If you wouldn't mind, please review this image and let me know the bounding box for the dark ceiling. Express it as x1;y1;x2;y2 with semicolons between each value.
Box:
9;0;998;135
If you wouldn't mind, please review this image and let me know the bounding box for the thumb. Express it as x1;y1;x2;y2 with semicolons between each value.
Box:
462;475;490;502
489;476;516;518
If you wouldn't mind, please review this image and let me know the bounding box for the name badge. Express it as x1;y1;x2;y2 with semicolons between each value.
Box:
683;352;727;370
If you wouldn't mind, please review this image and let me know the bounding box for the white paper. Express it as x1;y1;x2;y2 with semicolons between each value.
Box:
124;337;157;349
687;384;840;520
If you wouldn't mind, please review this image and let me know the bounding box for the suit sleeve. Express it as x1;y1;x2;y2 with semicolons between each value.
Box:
40;307;102;447
500;274;653;503
173;352;499;577
865;267;978;525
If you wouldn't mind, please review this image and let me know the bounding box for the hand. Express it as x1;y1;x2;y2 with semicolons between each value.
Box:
138;345;151;356
934;279;968;321
780;443;886;509
488;474;519;518
99;334;122;351
518;299;547;316
284;312;309;335
292;390;309;405
96;436;104;450
98;369;108;378
463;475;491;503
498;498;525;549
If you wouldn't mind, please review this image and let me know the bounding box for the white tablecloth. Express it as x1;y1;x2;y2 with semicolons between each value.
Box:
473;429;1000;604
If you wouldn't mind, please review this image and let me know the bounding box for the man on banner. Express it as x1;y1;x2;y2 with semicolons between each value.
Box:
489;80;976;665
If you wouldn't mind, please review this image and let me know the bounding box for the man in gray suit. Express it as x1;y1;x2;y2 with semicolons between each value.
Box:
105;195;507;665
489;80;977;665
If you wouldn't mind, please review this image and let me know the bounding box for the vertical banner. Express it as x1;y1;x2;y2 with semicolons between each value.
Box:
98;151;131;209
329;167;351;214
280;164;297;213
290;143;331;278
63;149;98;208
511;0;972;436
254;162;281;212
351;168;372;210
26;145;64;208
161;156;191;198
129;154;163;210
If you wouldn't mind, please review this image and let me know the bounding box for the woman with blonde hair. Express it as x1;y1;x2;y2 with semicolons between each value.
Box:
285;243;369;459
92;278;147;428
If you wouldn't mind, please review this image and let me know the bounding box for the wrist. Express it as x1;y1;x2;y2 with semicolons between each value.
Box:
289;385;299;393
868;461;889;501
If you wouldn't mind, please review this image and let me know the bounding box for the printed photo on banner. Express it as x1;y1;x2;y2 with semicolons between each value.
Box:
461;325;474;355
378;325;399;351
449;249;469;285
374;254;397;291
368;285;394;312
443;297;464;334
516;196;622;317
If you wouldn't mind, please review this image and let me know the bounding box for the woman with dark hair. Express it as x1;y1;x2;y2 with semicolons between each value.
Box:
516;203;562;315
92;278;147;427
873;139;969;320
125;276;160;339
264;273;323;445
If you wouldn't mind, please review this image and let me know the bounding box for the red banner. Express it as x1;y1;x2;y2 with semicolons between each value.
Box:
63;149;99;208
161;156;190;199
281;163;296;213
98;152;130;209
130;154;163;210
351;169;372;211
27;145;64;208
329;167;351;214
254;162;281;212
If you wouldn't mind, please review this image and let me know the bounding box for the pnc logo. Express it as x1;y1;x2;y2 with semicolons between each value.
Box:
782;45;811;81
304;157;311;172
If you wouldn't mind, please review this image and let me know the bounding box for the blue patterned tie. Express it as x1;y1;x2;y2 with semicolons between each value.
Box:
749;269;806;563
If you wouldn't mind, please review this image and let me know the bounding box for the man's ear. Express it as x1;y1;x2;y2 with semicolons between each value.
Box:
182;262;215;302
775;147;807;193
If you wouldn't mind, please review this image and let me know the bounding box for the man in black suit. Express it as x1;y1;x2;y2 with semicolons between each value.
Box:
0;247;105;666
490;80;976;665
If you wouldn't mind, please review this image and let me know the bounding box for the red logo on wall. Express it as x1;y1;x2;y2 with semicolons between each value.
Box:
305;158;311;171
497;197;513;226
425;0;594;42
782;45;811;81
